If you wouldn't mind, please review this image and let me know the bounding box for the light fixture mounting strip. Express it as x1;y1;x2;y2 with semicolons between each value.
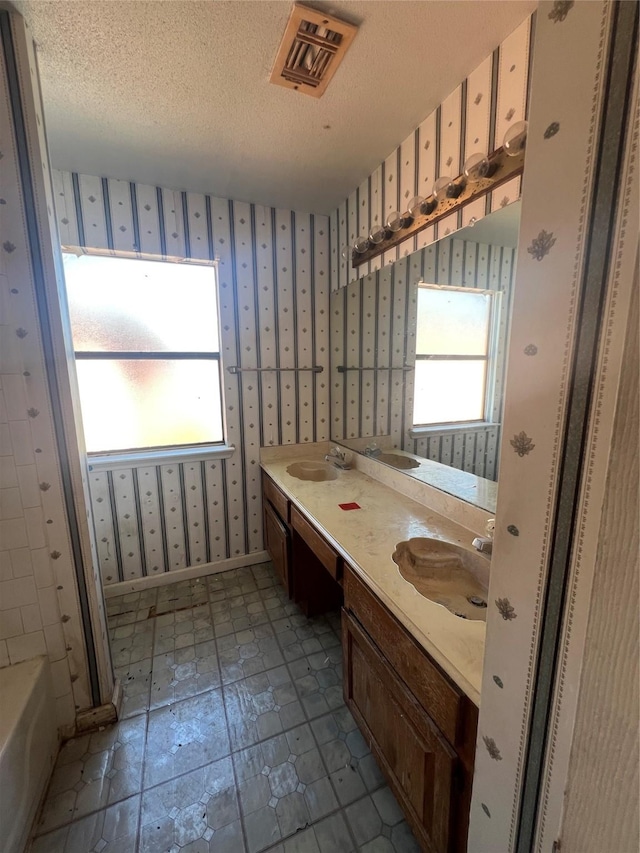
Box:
352;146;525;268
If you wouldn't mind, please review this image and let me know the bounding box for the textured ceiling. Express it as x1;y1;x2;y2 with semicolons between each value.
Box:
14;0;536;213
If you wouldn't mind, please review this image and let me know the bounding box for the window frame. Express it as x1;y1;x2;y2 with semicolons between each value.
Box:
411;282;502;430
61;247;234;467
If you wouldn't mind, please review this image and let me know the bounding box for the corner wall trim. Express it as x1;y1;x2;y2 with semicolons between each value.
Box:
515;2;639;850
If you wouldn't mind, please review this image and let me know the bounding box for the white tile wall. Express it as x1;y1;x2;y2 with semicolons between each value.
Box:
0;608;23;640
0;11;99;729
10;548;34;578
0;576;37;608
6;630;47;664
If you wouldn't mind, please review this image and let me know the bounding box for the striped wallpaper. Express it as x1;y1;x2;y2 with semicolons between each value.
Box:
329;13;534;290
50;13;532;587
330;234;516;482
53;170;330;585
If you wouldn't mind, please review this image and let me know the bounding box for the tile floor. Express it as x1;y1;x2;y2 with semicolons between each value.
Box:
30;563;421;853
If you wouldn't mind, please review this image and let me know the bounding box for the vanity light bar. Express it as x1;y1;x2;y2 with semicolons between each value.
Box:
350;143;525;269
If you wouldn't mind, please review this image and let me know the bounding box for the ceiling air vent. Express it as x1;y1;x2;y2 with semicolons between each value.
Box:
270;3;358;98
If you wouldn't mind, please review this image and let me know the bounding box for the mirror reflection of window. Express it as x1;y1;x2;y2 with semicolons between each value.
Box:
413;285;498;426
62;253;224;454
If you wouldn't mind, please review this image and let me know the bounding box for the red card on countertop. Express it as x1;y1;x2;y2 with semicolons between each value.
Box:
339;502;361;511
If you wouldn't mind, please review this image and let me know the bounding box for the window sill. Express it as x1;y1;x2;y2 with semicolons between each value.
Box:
409;422;500;439
87;444;235;472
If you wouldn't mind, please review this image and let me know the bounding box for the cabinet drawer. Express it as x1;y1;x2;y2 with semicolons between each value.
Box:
344;565;461;747
262;473;289;524
291;505;341;581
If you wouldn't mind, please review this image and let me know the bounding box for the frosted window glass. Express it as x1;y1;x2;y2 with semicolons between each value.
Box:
416;287;490;355
413;360;486;425
76;360;223;453
62;254;218;352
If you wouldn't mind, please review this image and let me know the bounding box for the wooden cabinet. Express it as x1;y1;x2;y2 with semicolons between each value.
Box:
263;498;290;594
343;564;477;853
263;473;289;525
261;473;342;612
262;473;291;597
291;505;342;583
260;469;477;852
290;505;343;616
343;611;457;853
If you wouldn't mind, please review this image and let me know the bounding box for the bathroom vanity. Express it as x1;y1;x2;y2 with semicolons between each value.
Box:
261;444;488;852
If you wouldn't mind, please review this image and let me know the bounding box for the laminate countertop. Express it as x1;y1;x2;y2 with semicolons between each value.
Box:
261;445;488;707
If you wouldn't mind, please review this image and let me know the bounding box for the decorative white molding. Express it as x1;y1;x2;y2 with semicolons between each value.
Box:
102;551;270;597
87;444;236;473
469;2;637;850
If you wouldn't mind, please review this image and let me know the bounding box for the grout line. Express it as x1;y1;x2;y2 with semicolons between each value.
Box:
91;564;398;851
211;579;253;853
32;792;144;843
128;610;154;851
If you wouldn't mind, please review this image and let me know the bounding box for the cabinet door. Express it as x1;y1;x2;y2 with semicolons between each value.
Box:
343;610;457;853
263;499;289;594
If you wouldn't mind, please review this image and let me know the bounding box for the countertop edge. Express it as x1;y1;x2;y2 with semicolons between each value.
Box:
261;460;482;708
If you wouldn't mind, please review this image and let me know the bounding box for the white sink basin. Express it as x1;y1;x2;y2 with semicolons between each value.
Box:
286;460;338;482
392;537;489;621
377;452;420;470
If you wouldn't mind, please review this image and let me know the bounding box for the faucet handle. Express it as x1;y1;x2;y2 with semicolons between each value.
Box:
472;536;493;555
485;518;495;539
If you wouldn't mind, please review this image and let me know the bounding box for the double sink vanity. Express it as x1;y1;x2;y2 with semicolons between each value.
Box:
257;170;519;853
260;441;492;853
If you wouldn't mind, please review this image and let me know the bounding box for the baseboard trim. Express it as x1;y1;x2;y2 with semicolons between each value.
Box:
75;685;119;737
103;551;271;598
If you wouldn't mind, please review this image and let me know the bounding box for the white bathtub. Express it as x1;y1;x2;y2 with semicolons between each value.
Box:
0;657;59;853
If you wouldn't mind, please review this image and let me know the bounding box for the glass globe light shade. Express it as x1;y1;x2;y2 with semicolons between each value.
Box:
354;235;370;253
463;152;491;182
433;176;454;199
503;120;528;156
385;211;404;232
369;225;387;244
340;245;352;261
408;196;426;217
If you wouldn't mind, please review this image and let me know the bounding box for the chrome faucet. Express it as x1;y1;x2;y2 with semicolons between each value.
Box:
324;446;351;470
363;442;382;458
472;518;495;556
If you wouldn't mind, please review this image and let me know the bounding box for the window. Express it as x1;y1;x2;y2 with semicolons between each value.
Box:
62;253;224;455
413;284;497;426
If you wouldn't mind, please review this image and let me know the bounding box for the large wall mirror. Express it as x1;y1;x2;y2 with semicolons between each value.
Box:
329;201;521;514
